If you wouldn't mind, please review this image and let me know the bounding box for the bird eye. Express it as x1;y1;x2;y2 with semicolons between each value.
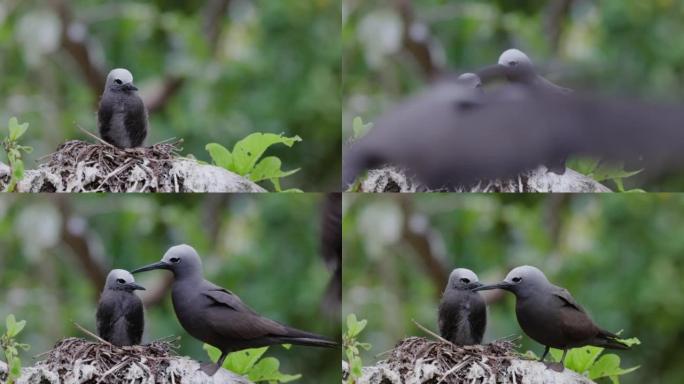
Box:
508;61;518;66
460;278;470;284
512;277;522;283
170;257;180;263
117;278;126;284
114;79;122;84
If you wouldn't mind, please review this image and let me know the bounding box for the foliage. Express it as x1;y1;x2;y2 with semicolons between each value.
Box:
206;133;302;192
343;314;371;381
543;337;641;383
0;315;30;383
567;158;644;192
351;117;373;140
204;344;301;383
1;118;33;192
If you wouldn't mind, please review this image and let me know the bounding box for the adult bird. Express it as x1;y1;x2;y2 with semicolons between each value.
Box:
96;269;146;346
98;68;148;148
438;268;486;345
132;244;337;376
474;266;629;371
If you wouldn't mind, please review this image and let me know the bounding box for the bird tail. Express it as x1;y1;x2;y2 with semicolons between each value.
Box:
591;329;630;350
276;327;338;348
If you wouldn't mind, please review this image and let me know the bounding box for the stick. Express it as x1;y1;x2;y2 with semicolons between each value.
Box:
73;322;112;346
411;319;451;344
77;125;119;149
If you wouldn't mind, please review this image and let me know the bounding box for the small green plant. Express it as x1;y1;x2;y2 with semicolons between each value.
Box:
568;158;644;192
1;117;33;192
0;315;30;383
343;314;371;382
545;337;640;383
206;133;302;192
203;344;301;383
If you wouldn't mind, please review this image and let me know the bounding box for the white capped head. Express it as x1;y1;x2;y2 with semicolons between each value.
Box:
446;268;481;290
498;49;533;68
105;269;145;291
132;244;203;280
502;265;550;286
105;68;134;89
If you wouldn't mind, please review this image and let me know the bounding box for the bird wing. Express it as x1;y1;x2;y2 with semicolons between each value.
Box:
202;288;289;340
553;289;598;342
96;295;118;340
97;95;114;134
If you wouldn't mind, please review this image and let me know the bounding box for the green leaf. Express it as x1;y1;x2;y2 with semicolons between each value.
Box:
8;117;29;141
346;314;367;338
9;357;21;377
12;159;24;182
247;357;301;383
205;143;234;171
6;314;17;337
224;346;269;374
231;133;302;175
352;116;373;139
555;346;603;374
249;156;299;183
588;354;639;381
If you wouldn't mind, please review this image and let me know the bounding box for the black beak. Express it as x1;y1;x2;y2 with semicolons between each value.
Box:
131;261;170;274
472;281;512;292
475;64;509;83
126;282;146;291
123;83;138;91
469;281;484;290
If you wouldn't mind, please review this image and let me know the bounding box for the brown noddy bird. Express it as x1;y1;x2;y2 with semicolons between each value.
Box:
96;269;146;346
474;266;629;371
98;68;148;148
341;80;684;190
438;268;486;345
132;244;337;376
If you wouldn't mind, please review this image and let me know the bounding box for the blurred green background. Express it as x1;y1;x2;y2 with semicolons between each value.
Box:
0;0;341;191
342;0;684;190
343;194;684;383
0;193;341;382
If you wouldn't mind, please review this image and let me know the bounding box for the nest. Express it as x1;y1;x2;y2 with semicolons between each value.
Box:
356;166;611;193
355;336;595;384
35;337;179;383
386;337;517;383
0;139;266;192
42;140;181;192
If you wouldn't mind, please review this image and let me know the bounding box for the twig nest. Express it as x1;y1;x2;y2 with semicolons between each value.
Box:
351;336;595;384
356;166;611;192
0;140;266;192
3;337;253;384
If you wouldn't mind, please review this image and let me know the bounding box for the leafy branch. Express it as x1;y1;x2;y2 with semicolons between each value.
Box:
204;344;301;383
343;314;371;382
0;315;30;384
206;133;302;192
2;117;33;192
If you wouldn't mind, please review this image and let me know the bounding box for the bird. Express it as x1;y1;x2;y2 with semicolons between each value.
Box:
478;48;572;175
342;81;684;190
96;269;146;346
438;268;486;345
473;266;629;371
131;244;337;376
97;68;148;148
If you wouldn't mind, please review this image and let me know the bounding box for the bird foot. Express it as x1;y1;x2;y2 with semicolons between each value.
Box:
199;362;221;376
544;362;565;372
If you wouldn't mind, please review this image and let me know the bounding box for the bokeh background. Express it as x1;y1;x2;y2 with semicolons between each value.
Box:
343;194;684;383
0;0;341;191
0;193;341;382
342;0;684;190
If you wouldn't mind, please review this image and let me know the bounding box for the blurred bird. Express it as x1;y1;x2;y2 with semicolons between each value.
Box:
96;269;146;346
98;68;148;148
438;268;486;345
342;80;684;190
132;244;337;376
474;266;630;371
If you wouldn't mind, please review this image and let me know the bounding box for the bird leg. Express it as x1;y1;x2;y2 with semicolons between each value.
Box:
539;345;550;362
544;349;566;372
200;350;228;376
